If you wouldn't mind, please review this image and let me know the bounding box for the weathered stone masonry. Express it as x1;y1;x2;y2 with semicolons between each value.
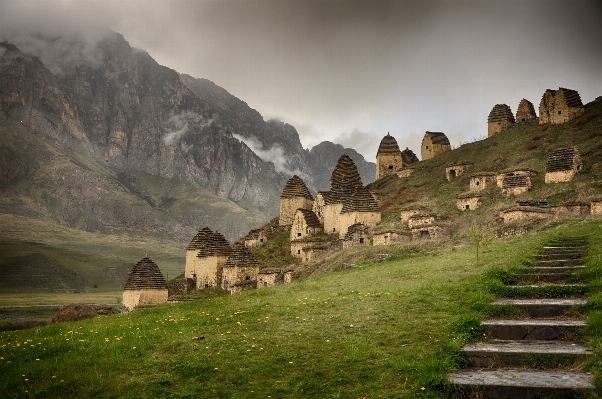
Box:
123;257;168;311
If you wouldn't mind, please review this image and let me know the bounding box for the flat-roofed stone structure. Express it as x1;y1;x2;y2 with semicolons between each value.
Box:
545;147;583;183
396;168;415;178
376;133;402;180
221;245;259;293
186;227;232;289
591;199;602;216
421;132;451;161
373;230;411;246
243;229;267;248
446;162;474;181
500;207;553;223
279;175;314;226
408;213;436;229
341;223;371;249
551;203;590;219
411;225;442;241
400;207;428;222
470;172;497;191
291;209;323;241
257;269;293;289
123;257;168;311
488;104;515;137
456;193;484;211
497;169;538;196
539;88;584;124
516;98;537;123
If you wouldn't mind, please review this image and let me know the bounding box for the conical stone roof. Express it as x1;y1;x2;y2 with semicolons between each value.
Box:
516;99;536;121
326;178;356;205
558;88;583;108
341;185;380;213
124;257;167;290
223;245;259;268
280;175;313;200
296;208;322;228
488;104;515;123
424;131;450;145
377;133;401;156
330;153;363;190
401;147;419;165
187;227;232;257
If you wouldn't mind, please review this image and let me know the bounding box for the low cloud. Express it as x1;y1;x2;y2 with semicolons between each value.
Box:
164;111;212;146
332;129;379;162
233;134;303;177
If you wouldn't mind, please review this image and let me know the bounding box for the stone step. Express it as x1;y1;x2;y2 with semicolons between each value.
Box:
463;340;591;367
532;259;584;267
526;266;585;274
533;252;584;260
483;319;586;340
448;369;595;398
514;273;577;283
491;298;587;317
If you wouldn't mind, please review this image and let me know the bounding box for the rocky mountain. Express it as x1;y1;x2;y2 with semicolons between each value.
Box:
0;31;374;242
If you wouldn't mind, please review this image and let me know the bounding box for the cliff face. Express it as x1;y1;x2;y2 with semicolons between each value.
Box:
0;33;285;215
178;73;375;193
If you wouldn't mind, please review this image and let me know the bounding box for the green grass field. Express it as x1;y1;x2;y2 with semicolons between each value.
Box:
1;219;600;398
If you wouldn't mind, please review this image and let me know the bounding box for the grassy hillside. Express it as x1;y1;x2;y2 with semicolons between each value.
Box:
0;219;600;398
0;118;270;294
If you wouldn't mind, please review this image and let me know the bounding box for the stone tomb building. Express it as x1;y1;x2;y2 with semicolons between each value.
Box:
376;133;403;180
446;162;474;181
496;169;538;196
487;104;515;137
291;208;323;241
373;230;411;246
279;175;314;226
545;147;583;183
123;257;168;311
456;193;484;211
539;88;584;125
421;132;451;161
221;245;259;294
243;229;267;248
341;223;371;249
470;172;497;191
516;99;537;123
185;228;232;289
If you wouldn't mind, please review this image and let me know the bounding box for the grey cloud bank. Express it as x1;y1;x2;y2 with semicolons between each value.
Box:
2;0;601;161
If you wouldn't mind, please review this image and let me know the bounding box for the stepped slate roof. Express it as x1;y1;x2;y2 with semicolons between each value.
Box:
544;88;583;108
330;153;363;189
123;257;167;290
401;147;419;165
516;99;537;120
341;185;380;213
280;175;313;200
296;208;322;228
343;223;370;240
324;178;356;205
488;104;516;123
223;245;259;268
187;227;232;257
377;133;401;156
546;147;580;173
424;131;450;145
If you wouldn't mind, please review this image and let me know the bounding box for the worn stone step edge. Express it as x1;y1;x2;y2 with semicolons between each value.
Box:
464;340;592;355
491;298;587;306
448;369;595;389
526;266;585;273
482;319;586;327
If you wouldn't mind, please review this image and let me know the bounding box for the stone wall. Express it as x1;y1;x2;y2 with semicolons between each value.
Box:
376;153;402;180
123;288;168;311
257;272;278;288
408;214;436;229
446;163;473;181
222;265;258;292
551;203;590;218
279;197;314;226
396;168;415;178
171;277;195;295
539;89;584;125
470;173;497;191
400;208;427;222
186;254;228;289
244;231;267;248
313;193;327;224
500;208;553;223
456;195;483;211
591;199;602;216
290;210;323;241
373;231;411;246
323;203;344;234
411;225;442;241
338;212;380;239
488;120;514;137
422;142;450;161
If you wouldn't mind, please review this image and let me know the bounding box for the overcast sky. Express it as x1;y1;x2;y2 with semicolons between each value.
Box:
2;0;602;161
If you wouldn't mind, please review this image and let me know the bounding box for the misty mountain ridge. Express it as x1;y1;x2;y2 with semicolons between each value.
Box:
0;30;374;241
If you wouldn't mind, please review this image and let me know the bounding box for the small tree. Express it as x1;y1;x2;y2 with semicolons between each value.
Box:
471;216;492;267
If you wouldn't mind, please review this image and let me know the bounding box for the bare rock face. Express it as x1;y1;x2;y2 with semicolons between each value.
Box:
0;34;284;214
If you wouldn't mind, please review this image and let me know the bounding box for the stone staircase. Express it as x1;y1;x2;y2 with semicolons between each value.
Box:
448;237;595;398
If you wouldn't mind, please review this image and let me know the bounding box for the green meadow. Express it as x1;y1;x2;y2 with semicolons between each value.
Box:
1;219;601;398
